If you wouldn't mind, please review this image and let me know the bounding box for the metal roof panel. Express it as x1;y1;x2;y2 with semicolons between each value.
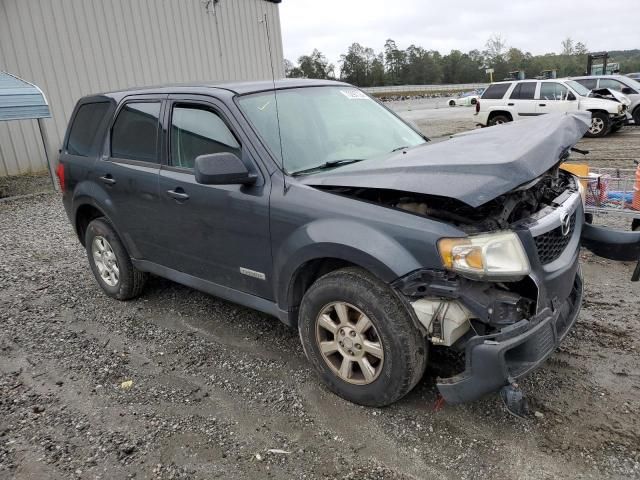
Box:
0;72;51;121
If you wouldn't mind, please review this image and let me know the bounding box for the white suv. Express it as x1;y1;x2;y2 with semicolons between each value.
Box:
475;78;628;137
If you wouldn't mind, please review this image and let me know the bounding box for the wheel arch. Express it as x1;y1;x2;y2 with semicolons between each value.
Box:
75;203;107;246
487;110;513;122
274;220;424;324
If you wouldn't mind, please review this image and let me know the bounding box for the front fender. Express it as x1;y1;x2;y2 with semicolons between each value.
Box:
273;218;423;309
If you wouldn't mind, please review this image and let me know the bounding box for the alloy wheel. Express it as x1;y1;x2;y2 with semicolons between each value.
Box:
589;117;605;135
91;236;120;287
315;301;384;385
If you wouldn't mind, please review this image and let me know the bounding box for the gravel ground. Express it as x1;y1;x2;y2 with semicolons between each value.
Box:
1;120;639;480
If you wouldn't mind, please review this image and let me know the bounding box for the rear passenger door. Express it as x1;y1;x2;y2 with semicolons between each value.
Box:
508;81;538;117
156;95;273;299
95;95;165;261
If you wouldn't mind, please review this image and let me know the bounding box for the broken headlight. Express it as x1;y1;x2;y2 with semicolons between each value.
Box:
438;231;530;280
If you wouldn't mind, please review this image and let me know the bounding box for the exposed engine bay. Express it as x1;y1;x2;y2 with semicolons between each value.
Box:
318;163;577;233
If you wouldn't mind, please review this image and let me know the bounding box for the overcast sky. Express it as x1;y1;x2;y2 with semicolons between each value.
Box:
280;0;640;69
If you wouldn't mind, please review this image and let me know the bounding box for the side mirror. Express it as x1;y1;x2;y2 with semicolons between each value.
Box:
567;92;576;101
194;152;257;185
621;86;633;95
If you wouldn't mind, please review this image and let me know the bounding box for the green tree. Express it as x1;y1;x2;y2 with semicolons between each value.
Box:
293;49;334;79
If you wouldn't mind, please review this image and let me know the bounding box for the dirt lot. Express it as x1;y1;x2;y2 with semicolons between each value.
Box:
1;114;639;479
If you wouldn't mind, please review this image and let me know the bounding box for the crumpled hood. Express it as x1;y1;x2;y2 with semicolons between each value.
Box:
591;88;631;106
299;111;591;208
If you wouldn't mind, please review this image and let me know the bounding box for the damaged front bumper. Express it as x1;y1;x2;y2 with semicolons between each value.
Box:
437;270;582;404
394;197;640;404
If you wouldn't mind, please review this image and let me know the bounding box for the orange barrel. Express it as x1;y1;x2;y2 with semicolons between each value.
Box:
634;165;640;211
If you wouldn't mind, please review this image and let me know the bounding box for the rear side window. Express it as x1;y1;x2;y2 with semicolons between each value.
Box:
170;105;241;169
576;78;597;90
599;78;628;92
67;102;110;156
510;82;536;100
111;102;161;162
482;83;512;99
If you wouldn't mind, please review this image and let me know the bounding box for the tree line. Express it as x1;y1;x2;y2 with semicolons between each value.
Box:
284;35;640;87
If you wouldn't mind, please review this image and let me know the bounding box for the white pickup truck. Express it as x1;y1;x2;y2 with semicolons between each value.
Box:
475;78;629;137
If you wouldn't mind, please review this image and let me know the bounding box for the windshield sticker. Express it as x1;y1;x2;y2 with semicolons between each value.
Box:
340;89;369;100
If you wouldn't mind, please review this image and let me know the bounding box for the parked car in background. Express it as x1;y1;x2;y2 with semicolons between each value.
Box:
571;75;640;125
475;78;629;137
626;73;640;81
447;89;484;107
57;79;640;408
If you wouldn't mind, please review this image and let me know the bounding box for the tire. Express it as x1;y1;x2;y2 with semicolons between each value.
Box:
448;100;456;107
470;98;477;105
298;267;428;407
633;107;640;127
584;112;609;138
632;219;640;231
610;124;622;133
488;114;511;126
85;217;147;300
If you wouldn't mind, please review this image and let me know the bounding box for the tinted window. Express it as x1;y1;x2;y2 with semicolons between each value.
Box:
510;82;536;99
67;102;110;156
539;82;569;101
111;102;161;162
599;78;627;92
575;78;597;90
482;83;512;99
170;106;241;169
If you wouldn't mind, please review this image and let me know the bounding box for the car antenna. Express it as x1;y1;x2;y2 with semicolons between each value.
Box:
260;12;287;193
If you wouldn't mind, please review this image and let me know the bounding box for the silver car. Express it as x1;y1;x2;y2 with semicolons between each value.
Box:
571;75;640;125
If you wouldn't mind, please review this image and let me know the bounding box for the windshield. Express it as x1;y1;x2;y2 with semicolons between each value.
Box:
566;80;591;96
238;86;426;174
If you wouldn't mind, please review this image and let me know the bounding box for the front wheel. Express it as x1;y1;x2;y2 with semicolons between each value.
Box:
633;108;640;127
298;267;427;407
449;99;456;107
584;112;610;138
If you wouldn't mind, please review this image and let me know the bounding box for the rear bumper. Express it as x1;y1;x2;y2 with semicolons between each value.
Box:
437;269;582;404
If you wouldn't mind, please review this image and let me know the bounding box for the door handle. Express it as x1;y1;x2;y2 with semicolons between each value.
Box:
538;103;547;107
507;102;514;106
99;174;116;185
167;189;189;201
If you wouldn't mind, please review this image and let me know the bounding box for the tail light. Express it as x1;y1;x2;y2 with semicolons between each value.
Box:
475;100;481;113
56;163;66;192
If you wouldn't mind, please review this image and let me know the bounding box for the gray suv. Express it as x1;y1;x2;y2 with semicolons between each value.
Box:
58;79;640;407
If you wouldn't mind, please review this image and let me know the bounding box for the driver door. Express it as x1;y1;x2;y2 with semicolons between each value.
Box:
156;95;273;299
536;82;577;115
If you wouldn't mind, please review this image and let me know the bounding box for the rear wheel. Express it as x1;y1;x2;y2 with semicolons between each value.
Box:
470;98;477;105
585;112;609;138
298;267;427;407
85;218;147;300
488;114;511;126
448;99;456;107
632;219;640;231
